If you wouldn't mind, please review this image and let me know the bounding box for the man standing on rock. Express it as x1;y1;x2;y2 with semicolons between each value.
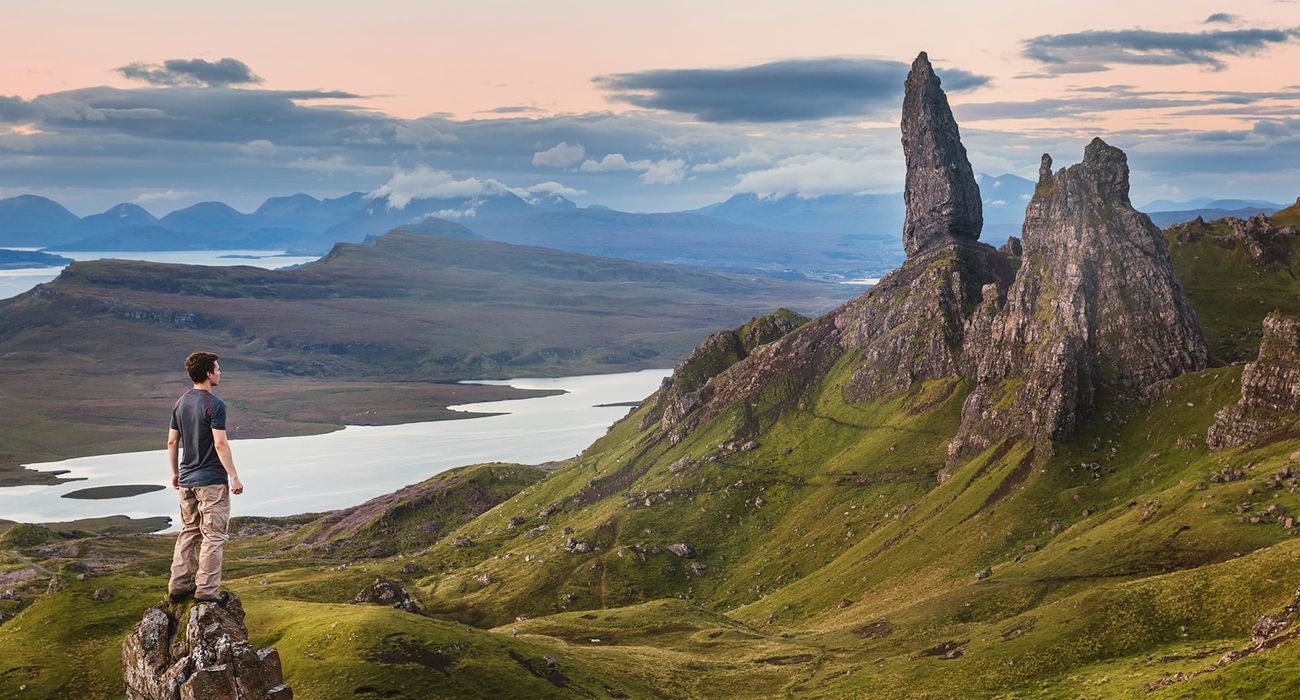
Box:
167;351;244;604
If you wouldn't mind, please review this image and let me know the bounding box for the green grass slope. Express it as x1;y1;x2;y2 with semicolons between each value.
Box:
1166;213;1300;362
8;215;1300;697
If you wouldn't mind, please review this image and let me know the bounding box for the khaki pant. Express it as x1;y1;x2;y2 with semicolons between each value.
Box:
168;484;231;599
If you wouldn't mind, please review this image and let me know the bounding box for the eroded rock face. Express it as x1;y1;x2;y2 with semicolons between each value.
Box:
951;139;1208;460
901;51;982;257
1208;312;1300;449
1218;214;1296;267
639;309;809;438
649;57;1011;439
639;59;1205;481
122;593;291;700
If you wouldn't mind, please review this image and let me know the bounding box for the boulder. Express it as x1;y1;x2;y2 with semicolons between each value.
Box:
351;577;423;614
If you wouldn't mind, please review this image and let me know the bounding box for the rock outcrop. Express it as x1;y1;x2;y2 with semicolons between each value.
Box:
639;309;809;438
1208;312;1300;449
350;577;424;614
901;52;983;257
646;53;1012;442
950;139;1208;461
640;55;1206;480
122;593;291;700
1168;213;1297;266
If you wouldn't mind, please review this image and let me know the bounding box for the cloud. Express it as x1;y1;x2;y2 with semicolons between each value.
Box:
640;159;686;185
116;58;263;87
1022;26;1300;71
594;57;989;122
478;106;545;114
955;85;1300;121
532;142;586;167
692;149;772;172
1255;117;1300;137
731;151;903;198
239;139;279;156
0;96;37;124
368;165;511;209
426;206;477;219
579;153;652;172
395;120;458;145
131;189;190;204
517;181;586;200
576;152;684;184
1196;130;1250;141
22;86;376;146
1204;13;1239;24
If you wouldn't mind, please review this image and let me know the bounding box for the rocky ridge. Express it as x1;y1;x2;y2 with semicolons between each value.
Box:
644;54;1207;474
639;55;1012;444
639;308;809;440
1170;213;1297;267
1208;311;1300;449
122;593;291;700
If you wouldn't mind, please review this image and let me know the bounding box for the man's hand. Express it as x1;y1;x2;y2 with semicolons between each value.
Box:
230;475;244;495
171;473;180;490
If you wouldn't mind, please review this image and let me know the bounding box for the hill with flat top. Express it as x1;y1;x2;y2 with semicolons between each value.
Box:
0;230;845;486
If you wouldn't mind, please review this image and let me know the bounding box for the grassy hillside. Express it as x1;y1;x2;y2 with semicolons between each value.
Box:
6;216;1300;697
0;231;847;485
1165;214;1300;362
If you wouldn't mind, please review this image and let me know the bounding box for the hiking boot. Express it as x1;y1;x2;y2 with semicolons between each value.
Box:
168;589;193;604
194;591;230;605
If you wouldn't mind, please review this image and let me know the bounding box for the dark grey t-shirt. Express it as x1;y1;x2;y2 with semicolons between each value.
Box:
170;389;228;487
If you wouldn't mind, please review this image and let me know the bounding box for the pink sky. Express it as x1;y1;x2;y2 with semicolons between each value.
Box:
2;0;1298;213
5;0;1296;123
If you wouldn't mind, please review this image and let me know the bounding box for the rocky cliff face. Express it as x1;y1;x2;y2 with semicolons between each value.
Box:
646;55;1207;476
649;53;1011;443
122;593;291;700
950;140;1208;460
640;309;809;440
901;52;983;257
1208;312;1300;449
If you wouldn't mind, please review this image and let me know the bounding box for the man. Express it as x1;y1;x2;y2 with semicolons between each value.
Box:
167;351;244;604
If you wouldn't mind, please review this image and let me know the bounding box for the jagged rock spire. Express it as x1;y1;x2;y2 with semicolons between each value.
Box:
901;51;983;257
951;138;1208;461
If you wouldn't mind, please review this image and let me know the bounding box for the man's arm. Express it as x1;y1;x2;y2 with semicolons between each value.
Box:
167;428;181;489
211;429;244;495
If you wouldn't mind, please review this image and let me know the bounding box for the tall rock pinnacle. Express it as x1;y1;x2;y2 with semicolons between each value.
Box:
901;51;983;257
950;138;1208;461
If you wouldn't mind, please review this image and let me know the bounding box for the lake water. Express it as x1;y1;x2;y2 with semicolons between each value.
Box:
0;370;670;527
0;249;322;300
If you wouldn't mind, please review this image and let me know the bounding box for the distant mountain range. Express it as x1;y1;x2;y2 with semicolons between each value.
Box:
0;185;1286;279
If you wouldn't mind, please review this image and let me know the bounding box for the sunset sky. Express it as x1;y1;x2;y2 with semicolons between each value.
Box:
2;0;1298;215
